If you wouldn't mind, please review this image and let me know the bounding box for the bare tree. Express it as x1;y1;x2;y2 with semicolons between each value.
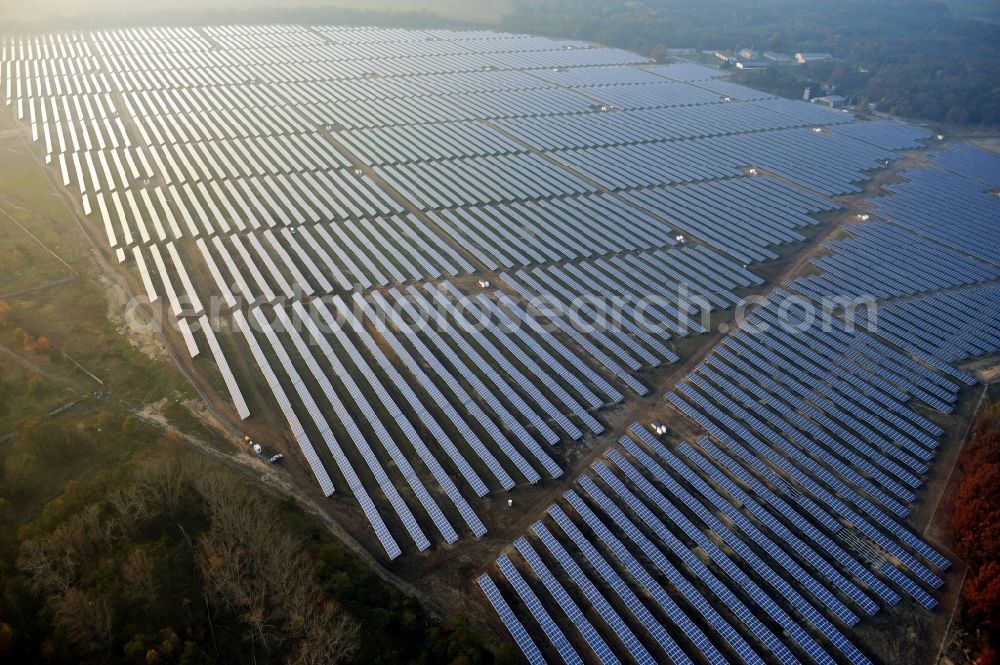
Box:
107;486;148;538
17;539;75;596
18;506;108;602
134;454;186;517
54;587;114;653
286;602;359;665
122;547;159;612
192;470;359;661
195;471;279;650
50;504;106;561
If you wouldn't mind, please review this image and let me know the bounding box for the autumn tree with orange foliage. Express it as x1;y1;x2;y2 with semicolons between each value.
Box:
953;398;1000;657
35;336;51;354
13;327;33;353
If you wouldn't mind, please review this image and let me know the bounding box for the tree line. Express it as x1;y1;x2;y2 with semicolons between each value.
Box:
0;414;513;664
952;393;1000;664
501;0;1000;126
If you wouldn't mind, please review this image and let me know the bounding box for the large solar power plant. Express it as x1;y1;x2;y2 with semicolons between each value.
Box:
4;23;1000;664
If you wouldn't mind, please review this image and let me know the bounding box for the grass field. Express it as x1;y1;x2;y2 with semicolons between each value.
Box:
0;108;193;413
0;362;74;434
0;142;77;296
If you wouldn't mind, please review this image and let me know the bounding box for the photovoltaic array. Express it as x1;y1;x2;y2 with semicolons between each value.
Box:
4;24;999;664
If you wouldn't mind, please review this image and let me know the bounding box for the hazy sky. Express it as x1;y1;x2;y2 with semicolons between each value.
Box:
0;0;507;29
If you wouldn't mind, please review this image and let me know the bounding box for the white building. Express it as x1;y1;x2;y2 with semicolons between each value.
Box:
796;52;834;64
812;94;847;108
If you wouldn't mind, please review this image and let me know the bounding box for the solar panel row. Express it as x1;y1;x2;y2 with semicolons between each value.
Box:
363;290;544;486
312;86;599;129
338;121;523;165
830;121;932;150
628;175;837;263
569;79;726;109
425;193;675;269
870;161;1000;264
624;431;861;625
601;453;839;663
554;125;904;195
870;284;1000;363
375;153;597;209
495;98;852;152
32;42;646;88
929;143;1000;186
788;221;999;302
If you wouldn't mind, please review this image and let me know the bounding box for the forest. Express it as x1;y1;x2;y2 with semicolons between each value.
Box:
952;393;1000;664
500;0;1000;126
0;409;514;665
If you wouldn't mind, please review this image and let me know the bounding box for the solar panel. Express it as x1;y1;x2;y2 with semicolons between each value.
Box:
477;574;546;665
497;554;583;665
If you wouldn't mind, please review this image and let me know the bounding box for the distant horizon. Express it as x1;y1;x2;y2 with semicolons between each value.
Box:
4;0;999;32
0;0;507;31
